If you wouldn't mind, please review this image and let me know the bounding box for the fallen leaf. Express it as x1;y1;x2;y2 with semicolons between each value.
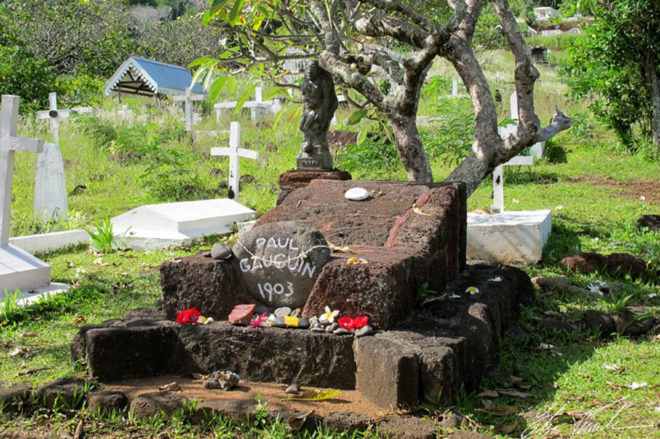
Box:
287;410;314;430
495;423;517;434
508;376;524;387
9;346;32;358
482;399;496;410
73;315;86;325
159;382;182;392
477;389;499;398
15;367;49;377
602;363;621;371
606;381;623;390
579;373;594;381
496;388;532;398
18;332;37;338
412;204;431;216
282;389;342;401
628;382;648;390
475;405;519;416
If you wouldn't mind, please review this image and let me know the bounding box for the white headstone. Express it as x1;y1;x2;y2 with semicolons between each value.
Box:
0;95;53;294
173;87;205;132
210;122;259;202
34;143;68;221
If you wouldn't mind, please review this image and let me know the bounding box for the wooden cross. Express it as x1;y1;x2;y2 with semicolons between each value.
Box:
210;122;259;202
36;92;71;144
173;87;205;132
1;95;45;246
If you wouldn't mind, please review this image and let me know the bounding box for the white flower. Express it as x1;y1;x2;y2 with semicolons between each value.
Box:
319;306;339;324
465;286;479;295
559;305;567;314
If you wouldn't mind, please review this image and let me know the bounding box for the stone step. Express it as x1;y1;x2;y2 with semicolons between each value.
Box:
73;265;533;410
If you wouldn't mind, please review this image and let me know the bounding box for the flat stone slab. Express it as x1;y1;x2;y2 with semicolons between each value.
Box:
9;230;89;254
467;210;551;264
0;244;51;294
112;198;256;251
1;282;69;308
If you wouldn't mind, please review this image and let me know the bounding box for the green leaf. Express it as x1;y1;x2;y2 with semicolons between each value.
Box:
281;389;342;401
209;0;231;15
228;0;245;26
357;126;368;145
209;76;228;102
233;82;257;114
188;57;217;68
347;109;367;125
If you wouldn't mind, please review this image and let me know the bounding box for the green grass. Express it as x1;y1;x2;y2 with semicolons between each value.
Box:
2;47;659;437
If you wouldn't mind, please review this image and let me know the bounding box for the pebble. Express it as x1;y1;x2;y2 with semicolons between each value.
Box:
274;307;292;318
309;316;319;327
291;308;301;317
208;370;240;390
345;187;370;201
333;327;351;335
211;243;232;259
325;322;339;333
311;327;325;333
203;379;221;389
355;325;374;337
285;384;300;394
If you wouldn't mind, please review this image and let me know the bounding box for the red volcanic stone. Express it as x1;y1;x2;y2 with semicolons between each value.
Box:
561;252;652;280
277;169;351;204
228;304;256;325
302;246;418;329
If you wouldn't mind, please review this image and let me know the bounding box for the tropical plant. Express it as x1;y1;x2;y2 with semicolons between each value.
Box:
86;219;119;253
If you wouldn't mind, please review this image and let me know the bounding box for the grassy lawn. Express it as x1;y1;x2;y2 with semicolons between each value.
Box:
1;52;659;437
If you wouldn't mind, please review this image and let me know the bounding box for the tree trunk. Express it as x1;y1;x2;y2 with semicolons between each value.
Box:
390;116;433;183
651;65;660;147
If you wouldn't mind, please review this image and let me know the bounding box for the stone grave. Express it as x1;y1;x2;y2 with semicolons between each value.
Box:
111;198;256;251
75;178;534;416
35;92;69;222
466;91;552;264
0;94;68;300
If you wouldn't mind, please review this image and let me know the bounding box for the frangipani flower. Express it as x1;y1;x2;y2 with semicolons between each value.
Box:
465;286;479;295
559;305;567;314
319;306;339;324
251;313;268;328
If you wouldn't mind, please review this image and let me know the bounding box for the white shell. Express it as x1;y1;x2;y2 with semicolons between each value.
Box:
344;187;370;201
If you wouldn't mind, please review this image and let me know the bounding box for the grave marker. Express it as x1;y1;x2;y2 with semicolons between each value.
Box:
35;92;68;221
0;95;54;294
173;87;205;132
214;87;280;123
210;122;259;201
491;92;544;213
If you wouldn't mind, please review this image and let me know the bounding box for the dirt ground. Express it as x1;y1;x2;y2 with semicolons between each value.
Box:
107;374;388;417
566;176;660;204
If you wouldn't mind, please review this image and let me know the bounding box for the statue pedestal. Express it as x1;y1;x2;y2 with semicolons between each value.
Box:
296;150;333;170
277;169;352;204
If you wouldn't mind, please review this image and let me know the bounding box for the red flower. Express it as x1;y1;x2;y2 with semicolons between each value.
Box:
177;308;201;324
338;316;369;330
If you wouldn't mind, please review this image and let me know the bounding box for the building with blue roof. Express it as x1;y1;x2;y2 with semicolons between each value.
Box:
104;55;207;98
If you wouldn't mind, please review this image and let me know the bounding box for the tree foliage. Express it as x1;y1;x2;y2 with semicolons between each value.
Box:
194;0;571;193
562;0;660;148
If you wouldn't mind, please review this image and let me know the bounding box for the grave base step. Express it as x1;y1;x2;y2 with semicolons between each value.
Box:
73;265;533;409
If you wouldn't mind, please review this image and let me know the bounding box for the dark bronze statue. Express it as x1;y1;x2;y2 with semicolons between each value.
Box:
297;61;338;170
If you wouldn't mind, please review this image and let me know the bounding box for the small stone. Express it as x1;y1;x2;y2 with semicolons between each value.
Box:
217;371;240;390
326;322;338;333
274;307;292;318
355;325;374;337
309;316;319;327
297;318;310;329
333;327;351;335
311;327;325;333
203;380;221;389
271;317;286;328
285;384;300;394
345;187;370;201
291;308;301;317
211;243;232;259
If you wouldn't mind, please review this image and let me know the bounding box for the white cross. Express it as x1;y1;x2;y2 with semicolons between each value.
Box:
173;87;205;132
210;122;259;202
1;95;45;246
491;92;544;213
36;92;71;144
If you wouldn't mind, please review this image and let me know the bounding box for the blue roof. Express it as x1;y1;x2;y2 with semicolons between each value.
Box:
104;55;206;97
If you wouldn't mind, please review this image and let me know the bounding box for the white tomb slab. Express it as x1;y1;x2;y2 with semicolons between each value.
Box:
1;94;68;299
467;210;552;264
111;198;256;251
